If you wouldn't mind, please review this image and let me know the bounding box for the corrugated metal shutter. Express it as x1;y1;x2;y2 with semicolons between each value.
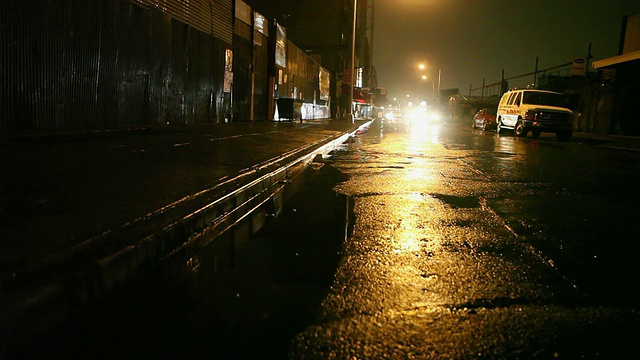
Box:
254;12;267;46
234;21;251;41
235;0;251;25
127;0;231;44
188;0;214;35
212;0;232;44
128;0;150;9
234;0;251;41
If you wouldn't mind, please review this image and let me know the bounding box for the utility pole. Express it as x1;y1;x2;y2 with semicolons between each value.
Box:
534;56;539;87
348;0;358;123
367;0;375;87
437;68;441;96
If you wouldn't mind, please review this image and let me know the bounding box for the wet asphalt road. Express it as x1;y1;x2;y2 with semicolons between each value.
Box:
290;119;640;359
14;118;640;359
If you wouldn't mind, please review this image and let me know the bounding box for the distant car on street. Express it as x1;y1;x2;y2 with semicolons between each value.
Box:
384;109;403;123
472;107;497;131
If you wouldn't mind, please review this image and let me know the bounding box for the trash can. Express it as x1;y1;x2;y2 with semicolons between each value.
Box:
276;98;302;121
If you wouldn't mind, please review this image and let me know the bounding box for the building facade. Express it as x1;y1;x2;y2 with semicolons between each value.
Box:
592;13;640;135
0;0;356;131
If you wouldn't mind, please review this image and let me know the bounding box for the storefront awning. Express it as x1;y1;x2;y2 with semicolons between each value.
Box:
592;50;640;69
353;89;371;104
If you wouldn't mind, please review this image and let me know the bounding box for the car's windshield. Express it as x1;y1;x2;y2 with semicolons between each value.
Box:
523;91;566;107
486;108;497;115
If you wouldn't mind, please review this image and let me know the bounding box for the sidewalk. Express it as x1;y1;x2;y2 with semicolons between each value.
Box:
572;131;640;153
0;118;371;354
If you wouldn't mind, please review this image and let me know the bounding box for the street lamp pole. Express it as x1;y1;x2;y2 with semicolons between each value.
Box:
348;0;358;123
437;68;441;98
421;75;435;96
419;63;442;103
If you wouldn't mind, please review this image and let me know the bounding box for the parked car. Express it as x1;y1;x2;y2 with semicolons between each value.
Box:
496;89;574;141
384;108;403;123
472;108;497;131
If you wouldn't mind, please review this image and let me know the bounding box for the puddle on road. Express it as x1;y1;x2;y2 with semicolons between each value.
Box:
14;164;354;360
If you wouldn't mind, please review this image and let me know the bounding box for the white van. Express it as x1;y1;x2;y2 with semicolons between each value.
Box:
496;89;574;141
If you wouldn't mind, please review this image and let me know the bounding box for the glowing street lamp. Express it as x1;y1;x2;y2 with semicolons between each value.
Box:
421;75;435;95
417;63;441;101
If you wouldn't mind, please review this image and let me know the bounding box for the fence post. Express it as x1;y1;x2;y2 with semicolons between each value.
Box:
534;56;539;88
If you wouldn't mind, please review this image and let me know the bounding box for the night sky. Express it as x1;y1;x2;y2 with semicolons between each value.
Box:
373;0;640;100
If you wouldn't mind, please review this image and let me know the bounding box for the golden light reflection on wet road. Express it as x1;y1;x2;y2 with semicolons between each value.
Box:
393;120;449;255
291;119;640;359
390;192;424;254
408;119;442;146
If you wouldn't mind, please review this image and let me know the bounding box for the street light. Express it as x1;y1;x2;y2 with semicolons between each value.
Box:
421;75;435;96
418;63;441;102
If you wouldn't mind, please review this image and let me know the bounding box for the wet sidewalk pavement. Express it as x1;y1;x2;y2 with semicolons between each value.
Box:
0;118;371;352
572;132;640;153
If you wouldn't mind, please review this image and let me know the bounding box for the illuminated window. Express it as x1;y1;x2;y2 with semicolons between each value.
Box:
356;67;363;88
